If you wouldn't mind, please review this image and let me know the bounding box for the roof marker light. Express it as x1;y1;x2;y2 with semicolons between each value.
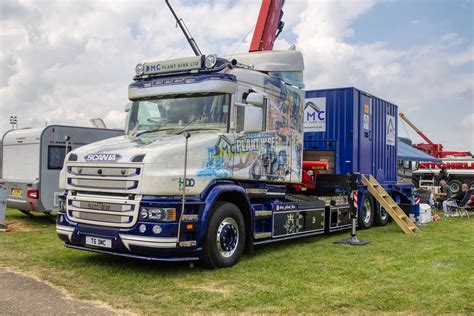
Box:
135;63;144;76
204;54;217;69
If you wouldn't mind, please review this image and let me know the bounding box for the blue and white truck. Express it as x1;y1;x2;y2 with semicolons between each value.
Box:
55;51;415;268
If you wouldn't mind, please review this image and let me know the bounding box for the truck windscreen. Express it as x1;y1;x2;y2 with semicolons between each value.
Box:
128;93;230;136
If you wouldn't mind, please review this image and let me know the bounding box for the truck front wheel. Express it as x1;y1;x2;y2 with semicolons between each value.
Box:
200;202;245;269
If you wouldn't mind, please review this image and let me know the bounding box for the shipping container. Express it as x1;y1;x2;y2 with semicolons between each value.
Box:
303;87;415;229
303;87;398;185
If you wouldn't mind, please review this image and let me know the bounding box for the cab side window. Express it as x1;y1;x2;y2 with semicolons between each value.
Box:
236;91;267;132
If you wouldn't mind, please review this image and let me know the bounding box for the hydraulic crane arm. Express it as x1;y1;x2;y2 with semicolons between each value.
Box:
249;0;285;52
399;112;435;146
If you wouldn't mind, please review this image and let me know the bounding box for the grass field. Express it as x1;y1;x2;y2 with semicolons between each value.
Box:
1;208;473;314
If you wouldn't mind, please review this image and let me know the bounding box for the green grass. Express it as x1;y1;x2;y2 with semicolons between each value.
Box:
1;208;473;314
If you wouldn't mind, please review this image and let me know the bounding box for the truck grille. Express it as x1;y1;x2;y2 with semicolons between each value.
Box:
69;178;137;190
66;164;141;193
66;192;141;228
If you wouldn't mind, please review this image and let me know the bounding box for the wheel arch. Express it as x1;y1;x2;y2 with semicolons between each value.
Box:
200;184;253;252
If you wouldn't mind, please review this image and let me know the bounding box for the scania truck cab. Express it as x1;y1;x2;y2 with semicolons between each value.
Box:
56;51;353;268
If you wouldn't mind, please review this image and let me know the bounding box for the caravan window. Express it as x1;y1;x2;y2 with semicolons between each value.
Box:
48;146;71;170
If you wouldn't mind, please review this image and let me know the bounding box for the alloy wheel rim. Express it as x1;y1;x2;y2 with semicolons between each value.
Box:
216;217;239;258
363;199;372;224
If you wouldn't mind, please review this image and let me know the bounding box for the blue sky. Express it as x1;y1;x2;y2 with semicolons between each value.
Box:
0;0;473;151
350;0;473;47
349;0;473;150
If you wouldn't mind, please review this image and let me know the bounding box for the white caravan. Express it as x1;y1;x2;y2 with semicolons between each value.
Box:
1;125;124;214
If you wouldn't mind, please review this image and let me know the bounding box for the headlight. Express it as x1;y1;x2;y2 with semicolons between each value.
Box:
139;207;176;222
204;54;217;69
135;63;144;76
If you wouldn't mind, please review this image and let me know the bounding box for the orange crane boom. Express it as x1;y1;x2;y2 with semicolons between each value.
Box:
399;112;470;158
249;0;285;52
399;112;435;146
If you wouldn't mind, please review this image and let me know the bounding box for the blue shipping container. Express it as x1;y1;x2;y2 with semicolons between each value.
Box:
303;87;398;185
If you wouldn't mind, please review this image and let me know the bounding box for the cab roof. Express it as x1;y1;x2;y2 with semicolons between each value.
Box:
225;50;304;72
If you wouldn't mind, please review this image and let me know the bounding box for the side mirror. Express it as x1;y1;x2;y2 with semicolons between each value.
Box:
124;102;132;113
246;92;264;107
243;106;263;132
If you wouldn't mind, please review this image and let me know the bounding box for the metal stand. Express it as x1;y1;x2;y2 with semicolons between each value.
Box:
334;174;370;246
334;217;370;246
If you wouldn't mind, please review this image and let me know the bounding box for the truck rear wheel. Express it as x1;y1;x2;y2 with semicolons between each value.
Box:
358;194;374;229
449;180;462;194
200;202;245;269
375;203;390;226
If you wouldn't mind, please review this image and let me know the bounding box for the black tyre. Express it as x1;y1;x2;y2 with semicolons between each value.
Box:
200;202;245;269
358;194;375;229
448;180;462;194
375;203;390;226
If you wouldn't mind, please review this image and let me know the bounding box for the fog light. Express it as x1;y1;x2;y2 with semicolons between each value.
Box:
139;224;146;233
152;225;162;234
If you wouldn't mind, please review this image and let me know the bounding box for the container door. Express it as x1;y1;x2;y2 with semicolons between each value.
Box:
359;94;373;175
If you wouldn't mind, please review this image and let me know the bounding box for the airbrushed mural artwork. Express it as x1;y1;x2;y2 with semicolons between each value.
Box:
197;79;304;184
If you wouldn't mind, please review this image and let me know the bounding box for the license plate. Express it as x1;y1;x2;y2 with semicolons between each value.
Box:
11;188;22;196
85;236;112;248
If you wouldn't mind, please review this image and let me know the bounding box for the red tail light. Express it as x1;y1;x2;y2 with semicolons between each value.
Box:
27;189;39;200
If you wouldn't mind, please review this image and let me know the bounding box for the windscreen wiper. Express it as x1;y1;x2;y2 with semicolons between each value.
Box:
136;128;175;137
176;127;219;135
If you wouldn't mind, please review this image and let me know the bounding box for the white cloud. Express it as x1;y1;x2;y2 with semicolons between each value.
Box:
0;0;472;152
462;113;474;128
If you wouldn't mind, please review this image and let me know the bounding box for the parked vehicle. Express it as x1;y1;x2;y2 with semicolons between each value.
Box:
1;126;124;214
55;49;416;267
55;1;415;268
412;158;474;193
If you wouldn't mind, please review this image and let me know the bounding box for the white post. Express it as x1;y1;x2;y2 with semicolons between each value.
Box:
0;181;7;231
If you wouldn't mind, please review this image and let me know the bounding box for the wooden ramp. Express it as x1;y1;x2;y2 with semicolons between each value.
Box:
361;175;418;235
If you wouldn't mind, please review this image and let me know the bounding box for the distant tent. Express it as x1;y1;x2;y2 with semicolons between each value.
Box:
397;140;441;162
